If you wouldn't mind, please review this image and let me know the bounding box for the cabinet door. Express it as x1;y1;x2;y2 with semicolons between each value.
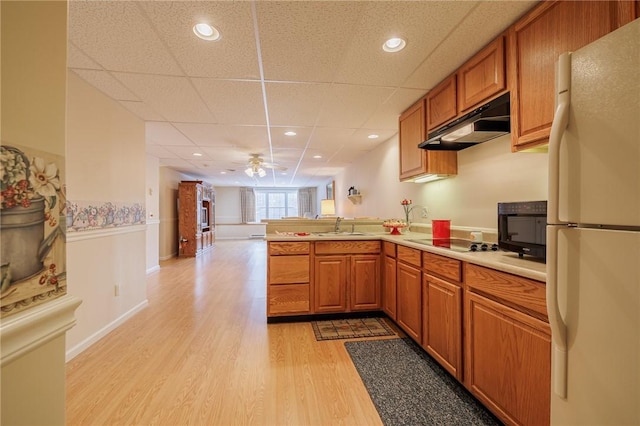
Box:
422;273;462;380
457;36;506;113
465;291;551;426
426;74;457;132
350;255;381;311
383;255;397;320
510;0;636;150
314;256;348;313
396;261;422;342
398;98;428;180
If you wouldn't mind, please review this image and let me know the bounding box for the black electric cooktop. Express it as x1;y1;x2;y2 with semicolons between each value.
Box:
407;238;499;253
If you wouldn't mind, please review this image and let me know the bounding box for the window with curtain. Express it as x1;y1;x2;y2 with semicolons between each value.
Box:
254;189;299;221
297;187;317;218
240;187;256;223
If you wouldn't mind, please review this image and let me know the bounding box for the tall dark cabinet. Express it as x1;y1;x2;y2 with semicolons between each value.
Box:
178;180;215;257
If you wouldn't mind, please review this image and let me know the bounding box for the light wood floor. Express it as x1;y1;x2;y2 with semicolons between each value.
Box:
66;240;387;426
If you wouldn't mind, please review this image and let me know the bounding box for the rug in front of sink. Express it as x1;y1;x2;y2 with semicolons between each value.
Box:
311;317;396;341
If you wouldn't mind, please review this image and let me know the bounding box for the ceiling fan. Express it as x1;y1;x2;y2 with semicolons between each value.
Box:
244;154;286;178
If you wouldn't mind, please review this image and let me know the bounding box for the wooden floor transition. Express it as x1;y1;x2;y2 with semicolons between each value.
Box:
66;239;388;426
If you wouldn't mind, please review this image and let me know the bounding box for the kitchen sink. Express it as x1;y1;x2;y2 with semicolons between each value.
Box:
313;231;370;236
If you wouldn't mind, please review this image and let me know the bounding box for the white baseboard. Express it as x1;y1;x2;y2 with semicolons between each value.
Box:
65;299;149;362
159;253;176;261
146;265;160;274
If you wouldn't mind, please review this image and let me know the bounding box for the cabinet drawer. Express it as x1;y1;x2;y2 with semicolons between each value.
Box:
315;240;380;255
269;255;310;284
268;284;310;315
269;242;310;255
397;245;422;268
465;263;547;320
383;241;396;257
423;252;462;283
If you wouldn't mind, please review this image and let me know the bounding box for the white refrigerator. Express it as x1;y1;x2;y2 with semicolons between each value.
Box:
546;19;639;425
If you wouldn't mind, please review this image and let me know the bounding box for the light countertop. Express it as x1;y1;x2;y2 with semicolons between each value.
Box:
265;231;546;282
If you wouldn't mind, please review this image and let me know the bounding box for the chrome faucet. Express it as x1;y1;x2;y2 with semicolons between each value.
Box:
334;217;343;233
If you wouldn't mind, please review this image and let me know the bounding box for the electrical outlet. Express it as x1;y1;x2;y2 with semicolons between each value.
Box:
114;284;120;297
421;207;429;218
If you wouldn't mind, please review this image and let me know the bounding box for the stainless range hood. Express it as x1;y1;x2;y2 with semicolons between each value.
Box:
419;92;510;151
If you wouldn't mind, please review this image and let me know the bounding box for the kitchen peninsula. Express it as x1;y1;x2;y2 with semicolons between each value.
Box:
265;218;548;426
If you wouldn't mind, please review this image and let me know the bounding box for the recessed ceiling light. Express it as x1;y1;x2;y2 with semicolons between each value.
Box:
192;152;203;157
313;155;322;159
220;171;227;175
383;37;406;53
193;23;221;41
368;134;379;139
284;131;297;136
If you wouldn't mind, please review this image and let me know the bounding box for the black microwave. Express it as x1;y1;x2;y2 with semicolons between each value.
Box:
498;201;547;260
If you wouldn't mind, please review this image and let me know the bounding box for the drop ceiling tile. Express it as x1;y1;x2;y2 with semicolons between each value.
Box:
119;101;165;122
68;1;182;75
270;127;313;149
164;146;214;161
139;2;259;79
114;73;216;123
146;122;195;146
317;84;396;128
72;69;140;102
192;79;265;125
146;145;178;159
265;82;331;127
222;126;269;151
173;123;234;147
362;88;426;129
404;1;537;90
256;1;366;82
333;1;478;87
198;148;248;165
68;43;102;70
158;158;194;168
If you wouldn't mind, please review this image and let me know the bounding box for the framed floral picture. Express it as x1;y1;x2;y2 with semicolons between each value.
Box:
1;144;67;316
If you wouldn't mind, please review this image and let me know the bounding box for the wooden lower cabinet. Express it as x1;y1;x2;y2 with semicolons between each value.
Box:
350;255;381;310
267;242;311;317
396;261;422;342
314;254;381;313
314;256;348;313
383;254;397;320
422;273;462;380
465;291;551;426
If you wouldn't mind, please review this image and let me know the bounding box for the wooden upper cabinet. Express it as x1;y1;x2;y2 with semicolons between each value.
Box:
399;98;428;180
457;36;506;114
426;75;457;132
509;0;637;151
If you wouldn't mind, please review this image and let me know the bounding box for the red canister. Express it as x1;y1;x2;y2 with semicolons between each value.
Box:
432;220;451;239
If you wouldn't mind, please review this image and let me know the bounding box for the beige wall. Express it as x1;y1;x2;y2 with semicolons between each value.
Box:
158;166;192;259
65;71;148;357
336;134;548;230
1;2;69;425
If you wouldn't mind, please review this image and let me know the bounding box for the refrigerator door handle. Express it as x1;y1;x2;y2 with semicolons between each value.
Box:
547;226;568;399
548;52;571;225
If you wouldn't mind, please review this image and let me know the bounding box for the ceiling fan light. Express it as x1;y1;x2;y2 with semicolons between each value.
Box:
245;167;254;177
258;168;267;178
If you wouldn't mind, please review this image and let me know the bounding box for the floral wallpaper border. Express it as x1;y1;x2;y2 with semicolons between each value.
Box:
66;200;145;232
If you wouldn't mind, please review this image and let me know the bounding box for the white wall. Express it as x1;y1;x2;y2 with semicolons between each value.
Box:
215;186;242;224
146;154;160;273
65;71;148;358
336;133;548;230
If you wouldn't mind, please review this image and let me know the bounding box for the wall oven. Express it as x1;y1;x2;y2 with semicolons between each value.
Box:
498;201;547;260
